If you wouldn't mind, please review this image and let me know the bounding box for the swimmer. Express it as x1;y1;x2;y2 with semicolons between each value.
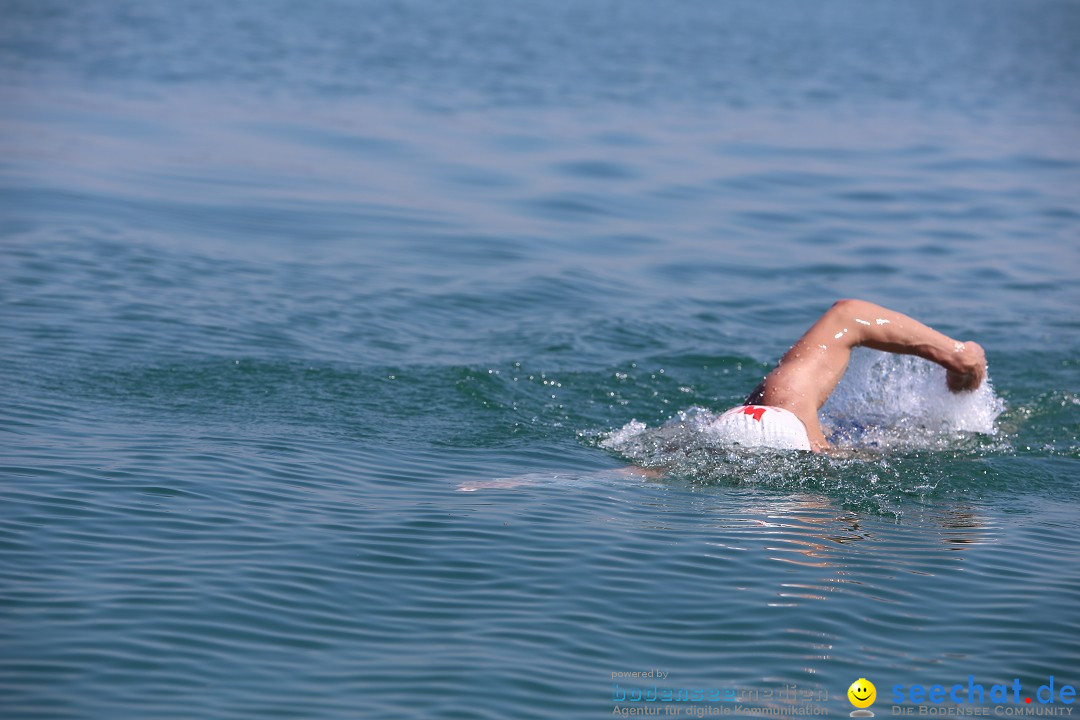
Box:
456;299;987;490
729;298;986;453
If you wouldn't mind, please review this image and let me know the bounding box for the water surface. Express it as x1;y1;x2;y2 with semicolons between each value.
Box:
2;1;1079;718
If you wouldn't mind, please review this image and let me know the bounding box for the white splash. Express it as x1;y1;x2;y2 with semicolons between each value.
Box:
821;348;1003;442
599;419;647;449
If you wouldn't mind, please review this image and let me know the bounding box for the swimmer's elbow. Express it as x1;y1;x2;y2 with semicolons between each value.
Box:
829;298;870;315
826;299;884;338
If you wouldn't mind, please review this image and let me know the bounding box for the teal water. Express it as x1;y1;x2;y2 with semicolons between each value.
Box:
2;1;1079;718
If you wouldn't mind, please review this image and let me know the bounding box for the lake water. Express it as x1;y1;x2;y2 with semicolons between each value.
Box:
1;1;1079;718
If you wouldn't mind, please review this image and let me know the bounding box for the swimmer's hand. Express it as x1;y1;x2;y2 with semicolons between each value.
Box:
945;341;986;392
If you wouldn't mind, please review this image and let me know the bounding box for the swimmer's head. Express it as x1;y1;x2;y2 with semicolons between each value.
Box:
709;405;811;452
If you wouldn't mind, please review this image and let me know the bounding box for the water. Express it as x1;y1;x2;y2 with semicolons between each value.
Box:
1;1;1079;718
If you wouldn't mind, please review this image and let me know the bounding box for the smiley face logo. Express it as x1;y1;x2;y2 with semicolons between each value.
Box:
847;678;876;709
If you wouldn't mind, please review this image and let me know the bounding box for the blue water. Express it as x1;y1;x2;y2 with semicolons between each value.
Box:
2;1;1079;718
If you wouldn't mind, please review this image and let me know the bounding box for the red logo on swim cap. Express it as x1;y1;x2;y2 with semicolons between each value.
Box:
742;406;767;422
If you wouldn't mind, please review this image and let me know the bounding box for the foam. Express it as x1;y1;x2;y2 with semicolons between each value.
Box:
821;349;1003;446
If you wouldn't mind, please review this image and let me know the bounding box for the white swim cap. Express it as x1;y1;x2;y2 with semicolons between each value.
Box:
709;405;812;451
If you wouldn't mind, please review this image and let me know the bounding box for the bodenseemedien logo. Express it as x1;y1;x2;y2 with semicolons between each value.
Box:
848;678;877;717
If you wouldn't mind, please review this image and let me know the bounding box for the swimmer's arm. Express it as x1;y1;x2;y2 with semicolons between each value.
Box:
827;300;987;392
753;299;986;449
748;299;986;453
